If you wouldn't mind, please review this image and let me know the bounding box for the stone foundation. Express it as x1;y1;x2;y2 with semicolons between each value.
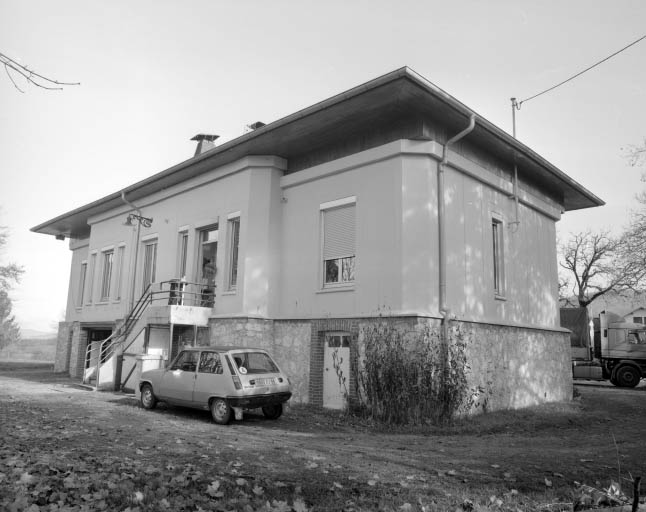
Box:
54;322;73;373
461;320;572;412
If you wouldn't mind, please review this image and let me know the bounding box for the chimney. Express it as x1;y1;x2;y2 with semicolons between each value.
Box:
245;121;266;133
191;134;219;156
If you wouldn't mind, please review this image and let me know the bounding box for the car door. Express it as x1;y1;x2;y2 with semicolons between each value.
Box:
158;350;198;404
193;351;227;405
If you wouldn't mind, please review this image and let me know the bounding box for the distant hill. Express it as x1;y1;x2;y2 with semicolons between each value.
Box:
0;332;57;362
21;329;58;339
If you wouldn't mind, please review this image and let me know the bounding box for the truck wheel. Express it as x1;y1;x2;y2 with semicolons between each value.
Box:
616;366;641;388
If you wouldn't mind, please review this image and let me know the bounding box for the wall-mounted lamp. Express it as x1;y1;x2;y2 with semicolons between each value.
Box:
124;213;153;228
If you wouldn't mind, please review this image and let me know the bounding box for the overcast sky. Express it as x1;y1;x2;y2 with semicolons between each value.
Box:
1;0;645;332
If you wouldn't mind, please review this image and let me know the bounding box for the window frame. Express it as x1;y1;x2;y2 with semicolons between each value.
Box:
177;230;189;280
320;197;356;290
491;215;506;298
87;252;97;305
99;248;114;302
141;239;158;291
227;214;241;291
114;245;126;302
77;261;87;308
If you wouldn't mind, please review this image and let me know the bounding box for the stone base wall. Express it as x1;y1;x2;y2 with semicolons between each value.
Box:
461;321;572;412
54;322;73;373
68;322;86;379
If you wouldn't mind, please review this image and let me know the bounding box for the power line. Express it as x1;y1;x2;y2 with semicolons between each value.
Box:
516;33;646;108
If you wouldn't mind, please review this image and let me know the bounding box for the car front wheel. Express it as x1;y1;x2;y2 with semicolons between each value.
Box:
140;384;157;409
262;403;283;420
210;398;232;425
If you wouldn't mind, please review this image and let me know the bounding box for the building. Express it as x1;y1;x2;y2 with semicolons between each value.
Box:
32;67;603;412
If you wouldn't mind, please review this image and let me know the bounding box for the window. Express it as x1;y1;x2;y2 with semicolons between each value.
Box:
77;262;87;307
231;351;279;374
198;351;223;374
114;245;125;301
634;317;644;324
87;253;97;304
227;216;240;290
100;249;114;301
198;226;218;306
321;198;356;287
142;240;158;290
170;350;199;372
492;217;505;296
177;231;188;279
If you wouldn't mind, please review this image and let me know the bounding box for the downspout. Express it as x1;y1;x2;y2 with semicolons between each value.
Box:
437;114;476;416
438;114;476;323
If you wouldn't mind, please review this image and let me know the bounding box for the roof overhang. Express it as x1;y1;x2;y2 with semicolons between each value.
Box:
32;67;603;238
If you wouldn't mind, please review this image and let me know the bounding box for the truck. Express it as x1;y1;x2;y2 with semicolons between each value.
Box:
562;308;646;387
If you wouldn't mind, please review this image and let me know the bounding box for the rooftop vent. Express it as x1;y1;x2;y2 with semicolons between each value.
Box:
191;133;219;156
247;121;266;131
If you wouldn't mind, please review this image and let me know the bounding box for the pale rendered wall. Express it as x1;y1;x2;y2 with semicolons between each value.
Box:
443;157;560;328
71;157;286;325
279;145;404;319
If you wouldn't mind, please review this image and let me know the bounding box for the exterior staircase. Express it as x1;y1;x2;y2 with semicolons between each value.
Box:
82;280;212;391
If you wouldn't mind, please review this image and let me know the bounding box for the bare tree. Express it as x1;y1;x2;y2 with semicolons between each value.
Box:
623;137;646;170
559;230;645;308
0;51;79;92
0;225;23;349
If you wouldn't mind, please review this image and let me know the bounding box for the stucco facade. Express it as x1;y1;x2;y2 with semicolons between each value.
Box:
34;67;602;413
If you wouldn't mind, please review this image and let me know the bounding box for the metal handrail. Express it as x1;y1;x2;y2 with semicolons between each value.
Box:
84;284;152;386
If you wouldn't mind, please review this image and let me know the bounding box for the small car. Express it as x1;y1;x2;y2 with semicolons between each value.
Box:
138;347;292;424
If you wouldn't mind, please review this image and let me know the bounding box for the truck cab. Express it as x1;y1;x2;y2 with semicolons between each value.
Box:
598;312;646;387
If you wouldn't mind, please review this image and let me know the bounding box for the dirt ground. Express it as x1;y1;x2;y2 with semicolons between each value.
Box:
2;363;646;512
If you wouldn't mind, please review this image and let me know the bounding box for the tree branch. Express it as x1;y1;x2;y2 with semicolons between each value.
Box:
0;51;80;91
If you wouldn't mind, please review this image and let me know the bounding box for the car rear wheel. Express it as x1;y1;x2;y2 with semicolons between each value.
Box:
210;398;232;425
616;366;641;388
262;404;283;420
140;384;157;410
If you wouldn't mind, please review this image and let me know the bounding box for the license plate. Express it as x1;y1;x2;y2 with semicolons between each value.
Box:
255;378;275;386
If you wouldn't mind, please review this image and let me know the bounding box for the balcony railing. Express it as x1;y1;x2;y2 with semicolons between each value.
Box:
152;279;215;308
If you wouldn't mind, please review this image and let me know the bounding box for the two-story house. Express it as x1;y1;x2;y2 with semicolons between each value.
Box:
33;67;603;412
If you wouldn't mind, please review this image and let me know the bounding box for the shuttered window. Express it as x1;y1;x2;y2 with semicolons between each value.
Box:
323;205;355;260
322;200;356;286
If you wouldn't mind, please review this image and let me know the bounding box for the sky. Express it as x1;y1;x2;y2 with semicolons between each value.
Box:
1;0;645;333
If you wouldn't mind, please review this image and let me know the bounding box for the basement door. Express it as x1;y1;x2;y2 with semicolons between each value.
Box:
323;333;350;409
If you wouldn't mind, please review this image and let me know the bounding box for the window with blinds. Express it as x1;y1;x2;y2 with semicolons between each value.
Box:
322;201;356;286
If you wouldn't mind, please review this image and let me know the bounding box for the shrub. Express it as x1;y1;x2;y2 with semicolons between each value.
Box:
347;320;478;426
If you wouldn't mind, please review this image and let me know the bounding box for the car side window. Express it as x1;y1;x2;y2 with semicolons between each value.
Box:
170;351;198;372
199;352;223;374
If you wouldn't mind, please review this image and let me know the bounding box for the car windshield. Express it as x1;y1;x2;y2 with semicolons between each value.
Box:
231;352;279;374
